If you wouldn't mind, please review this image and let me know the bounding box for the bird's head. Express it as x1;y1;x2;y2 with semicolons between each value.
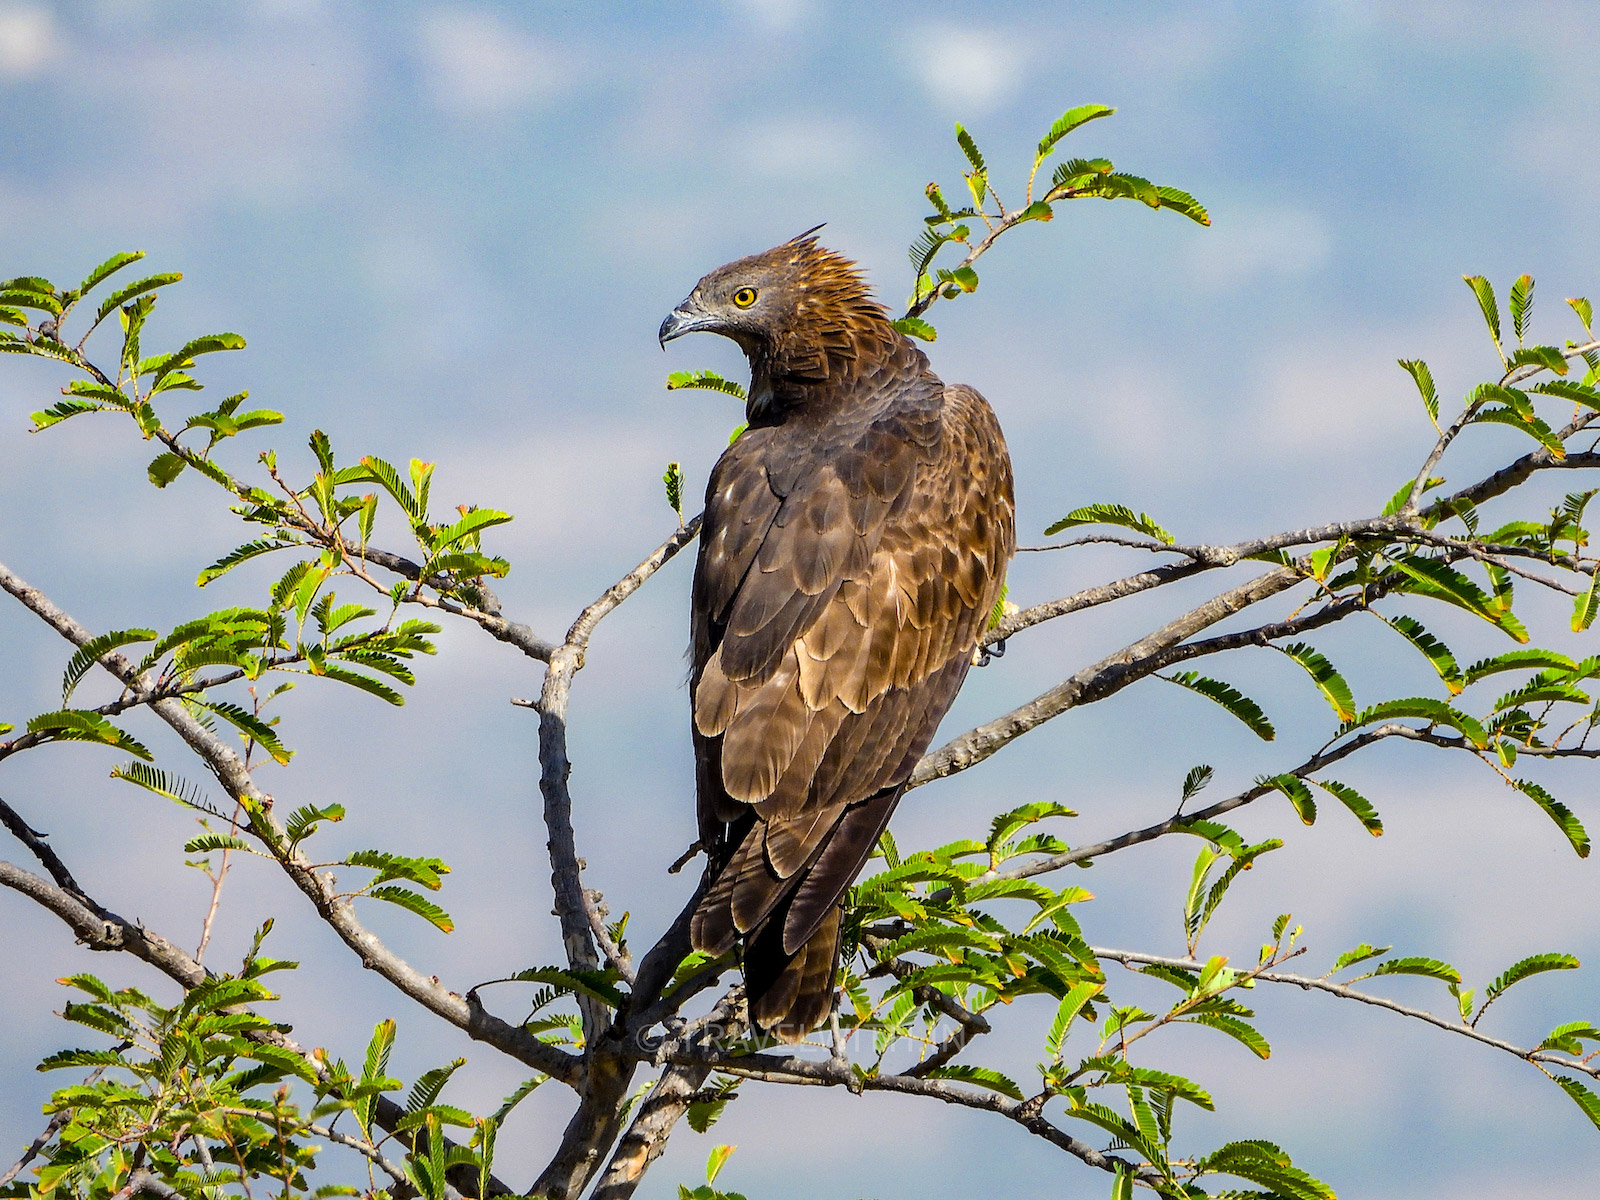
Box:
659;227;894;388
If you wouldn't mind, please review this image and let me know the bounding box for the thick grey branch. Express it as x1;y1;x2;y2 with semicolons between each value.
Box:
918;564;1304;789
536;518;703;1036
591;995;748;1200
0;858;208;986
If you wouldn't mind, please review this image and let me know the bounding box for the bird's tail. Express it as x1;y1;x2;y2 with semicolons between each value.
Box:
690;784;905;1041
743;902;843;1043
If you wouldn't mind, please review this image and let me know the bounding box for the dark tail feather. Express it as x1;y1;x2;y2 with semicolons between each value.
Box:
745;902;843;1042
782;783;902;954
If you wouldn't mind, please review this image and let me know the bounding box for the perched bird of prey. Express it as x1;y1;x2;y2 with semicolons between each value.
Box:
659;230;1015;1041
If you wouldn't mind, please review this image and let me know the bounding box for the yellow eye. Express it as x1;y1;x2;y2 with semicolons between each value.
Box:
732;286;758;308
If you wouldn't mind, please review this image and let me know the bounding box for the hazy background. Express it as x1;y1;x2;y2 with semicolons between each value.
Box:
3;3;1599;1197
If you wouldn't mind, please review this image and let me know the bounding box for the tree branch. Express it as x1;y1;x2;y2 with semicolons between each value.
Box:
647;1041;1158;1187
591;994;748;1200
1092;946;1600;1081
917;564;1305;789
534;517;702;1037
0;854;515;1196
0;558;578;1086
525;519;705;1198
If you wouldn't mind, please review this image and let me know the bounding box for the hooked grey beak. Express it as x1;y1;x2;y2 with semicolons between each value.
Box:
658;296;713;348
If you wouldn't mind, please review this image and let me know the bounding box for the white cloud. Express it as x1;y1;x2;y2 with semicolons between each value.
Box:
0;4;56;77
734;115;868;179
1187;204;1333;290
905;24;1027;112
722;0;815;33
416;9;572;117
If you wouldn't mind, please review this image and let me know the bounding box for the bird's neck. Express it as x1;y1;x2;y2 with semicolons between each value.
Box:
744;319;907;425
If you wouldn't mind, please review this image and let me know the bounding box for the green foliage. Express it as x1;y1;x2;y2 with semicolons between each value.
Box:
61;629;156;703
26;710;152;761
1160;671;1276;740
1380;614;1463;693
1276;641;1356;722
1384;554;1530;643
367;885;455;933
907;106;1206;322
1475;953;1580;1025
664;461;684;521
1513;779;1590;857
1464;273;1502;349
666;369;747;399
1044;502;1175;543
1399;358;1441;425
891;316;937;341
678;1145;747;1200
1314;778;1383;836
499;965;627;1008
10;946;514;1199
111;762;218;816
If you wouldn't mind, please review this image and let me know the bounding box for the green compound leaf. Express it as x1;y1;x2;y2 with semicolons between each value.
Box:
77;250;146;297
26;710;151;761
1161;671;1275;740
1259;774;1316;825
1367;956;1461;985
1398;358;1440;424
61;629;156;703
666;368;747;399
1182;1012;1270;1059
367;885;454;933
1554;1076;1600;1134
1314;778;1383;836
1514;779;1590;858
1036;103;1115;160
1276;641;1355;721
1044;502;1175;543
1463;274;1501;346
892;316;937;342
1477;952;1579;1023
1340;697;1488;748
1379;614;1462;693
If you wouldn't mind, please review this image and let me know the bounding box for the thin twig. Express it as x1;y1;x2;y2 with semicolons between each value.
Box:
0;1110;70;1189
1091;946;1600;1081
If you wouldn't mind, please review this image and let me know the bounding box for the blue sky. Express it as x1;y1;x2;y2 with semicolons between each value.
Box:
3;3;1600;1197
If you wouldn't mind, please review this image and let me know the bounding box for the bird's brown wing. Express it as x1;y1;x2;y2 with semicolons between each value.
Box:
689;383;1014;1000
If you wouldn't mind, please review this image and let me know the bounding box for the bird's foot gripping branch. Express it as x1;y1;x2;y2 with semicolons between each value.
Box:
2;107;1600;1200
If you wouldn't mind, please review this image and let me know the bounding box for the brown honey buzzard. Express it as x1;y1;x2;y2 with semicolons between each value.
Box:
659;230;1015;1041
